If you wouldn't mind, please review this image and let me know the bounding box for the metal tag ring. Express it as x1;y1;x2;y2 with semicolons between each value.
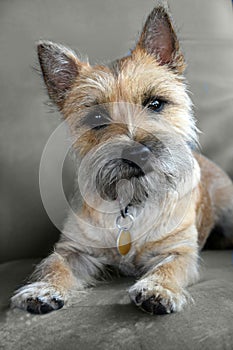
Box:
116;213;134;231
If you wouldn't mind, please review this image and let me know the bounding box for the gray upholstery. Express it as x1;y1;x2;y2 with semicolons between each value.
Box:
0;0;233;349
1;251;233;350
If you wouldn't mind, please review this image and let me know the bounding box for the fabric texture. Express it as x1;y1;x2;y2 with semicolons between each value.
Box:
0;251;233;350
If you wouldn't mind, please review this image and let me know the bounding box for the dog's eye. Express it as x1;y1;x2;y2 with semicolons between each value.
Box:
143;98;166;113
84;110;109;130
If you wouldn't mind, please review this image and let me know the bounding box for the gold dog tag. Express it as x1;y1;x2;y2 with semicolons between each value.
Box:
117;229;132;255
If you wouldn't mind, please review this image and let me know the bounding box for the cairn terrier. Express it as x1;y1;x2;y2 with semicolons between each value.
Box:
11;5;233;315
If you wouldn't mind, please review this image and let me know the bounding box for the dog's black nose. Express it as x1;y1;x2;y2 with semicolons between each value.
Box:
121;144;151;170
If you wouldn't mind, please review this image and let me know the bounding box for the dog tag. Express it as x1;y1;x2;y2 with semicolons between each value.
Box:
117;229;132;255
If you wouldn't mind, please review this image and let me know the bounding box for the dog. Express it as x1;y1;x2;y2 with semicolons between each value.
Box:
11;5;233;315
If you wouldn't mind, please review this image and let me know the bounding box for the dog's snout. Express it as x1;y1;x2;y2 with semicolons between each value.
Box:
122;144;151;167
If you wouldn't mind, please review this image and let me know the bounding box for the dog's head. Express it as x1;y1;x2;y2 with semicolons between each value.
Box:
37;6;198;209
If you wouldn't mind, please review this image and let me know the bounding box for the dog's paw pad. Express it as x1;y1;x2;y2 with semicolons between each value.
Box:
11;282;65;314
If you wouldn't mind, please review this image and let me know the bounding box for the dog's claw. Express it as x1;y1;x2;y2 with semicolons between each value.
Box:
140;296;171;315
11;282;65;314
129;279;187;315
25;296;64;314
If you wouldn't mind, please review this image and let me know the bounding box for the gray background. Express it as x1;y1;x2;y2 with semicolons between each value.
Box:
0;0;233;263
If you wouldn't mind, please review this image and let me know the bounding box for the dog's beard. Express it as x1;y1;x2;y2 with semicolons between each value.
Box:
77;134;194;210
96;158;149;205
95;157;178;206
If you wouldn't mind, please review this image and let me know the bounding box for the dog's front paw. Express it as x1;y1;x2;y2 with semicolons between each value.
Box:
129;278;188;315
11;282;65;314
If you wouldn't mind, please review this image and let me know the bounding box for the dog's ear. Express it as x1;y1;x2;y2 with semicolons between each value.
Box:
134;6;185;73
37;41;84;108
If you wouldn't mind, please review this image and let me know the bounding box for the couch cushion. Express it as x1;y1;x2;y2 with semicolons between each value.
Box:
0;251;233;350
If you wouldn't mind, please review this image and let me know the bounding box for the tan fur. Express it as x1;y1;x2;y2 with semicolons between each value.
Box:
195;153;233;249
32;253;77;291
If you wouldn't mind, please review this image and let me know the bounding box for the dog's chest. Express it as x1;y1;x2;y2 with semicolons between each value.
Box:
104;245;139;276
117;254;138;276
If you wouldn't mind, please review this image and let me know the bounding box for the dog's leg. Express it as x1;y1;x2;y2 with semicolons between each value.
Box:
11;248;104;314
129;225;199;314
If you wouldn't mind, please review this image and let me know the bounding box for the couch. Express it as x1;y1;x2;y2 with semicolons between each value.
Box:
0;0;233;349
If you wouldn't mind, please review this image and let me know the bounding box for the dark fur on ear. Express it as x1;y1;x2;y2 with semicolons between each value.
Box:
37;41;80;108
135;6;185;73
